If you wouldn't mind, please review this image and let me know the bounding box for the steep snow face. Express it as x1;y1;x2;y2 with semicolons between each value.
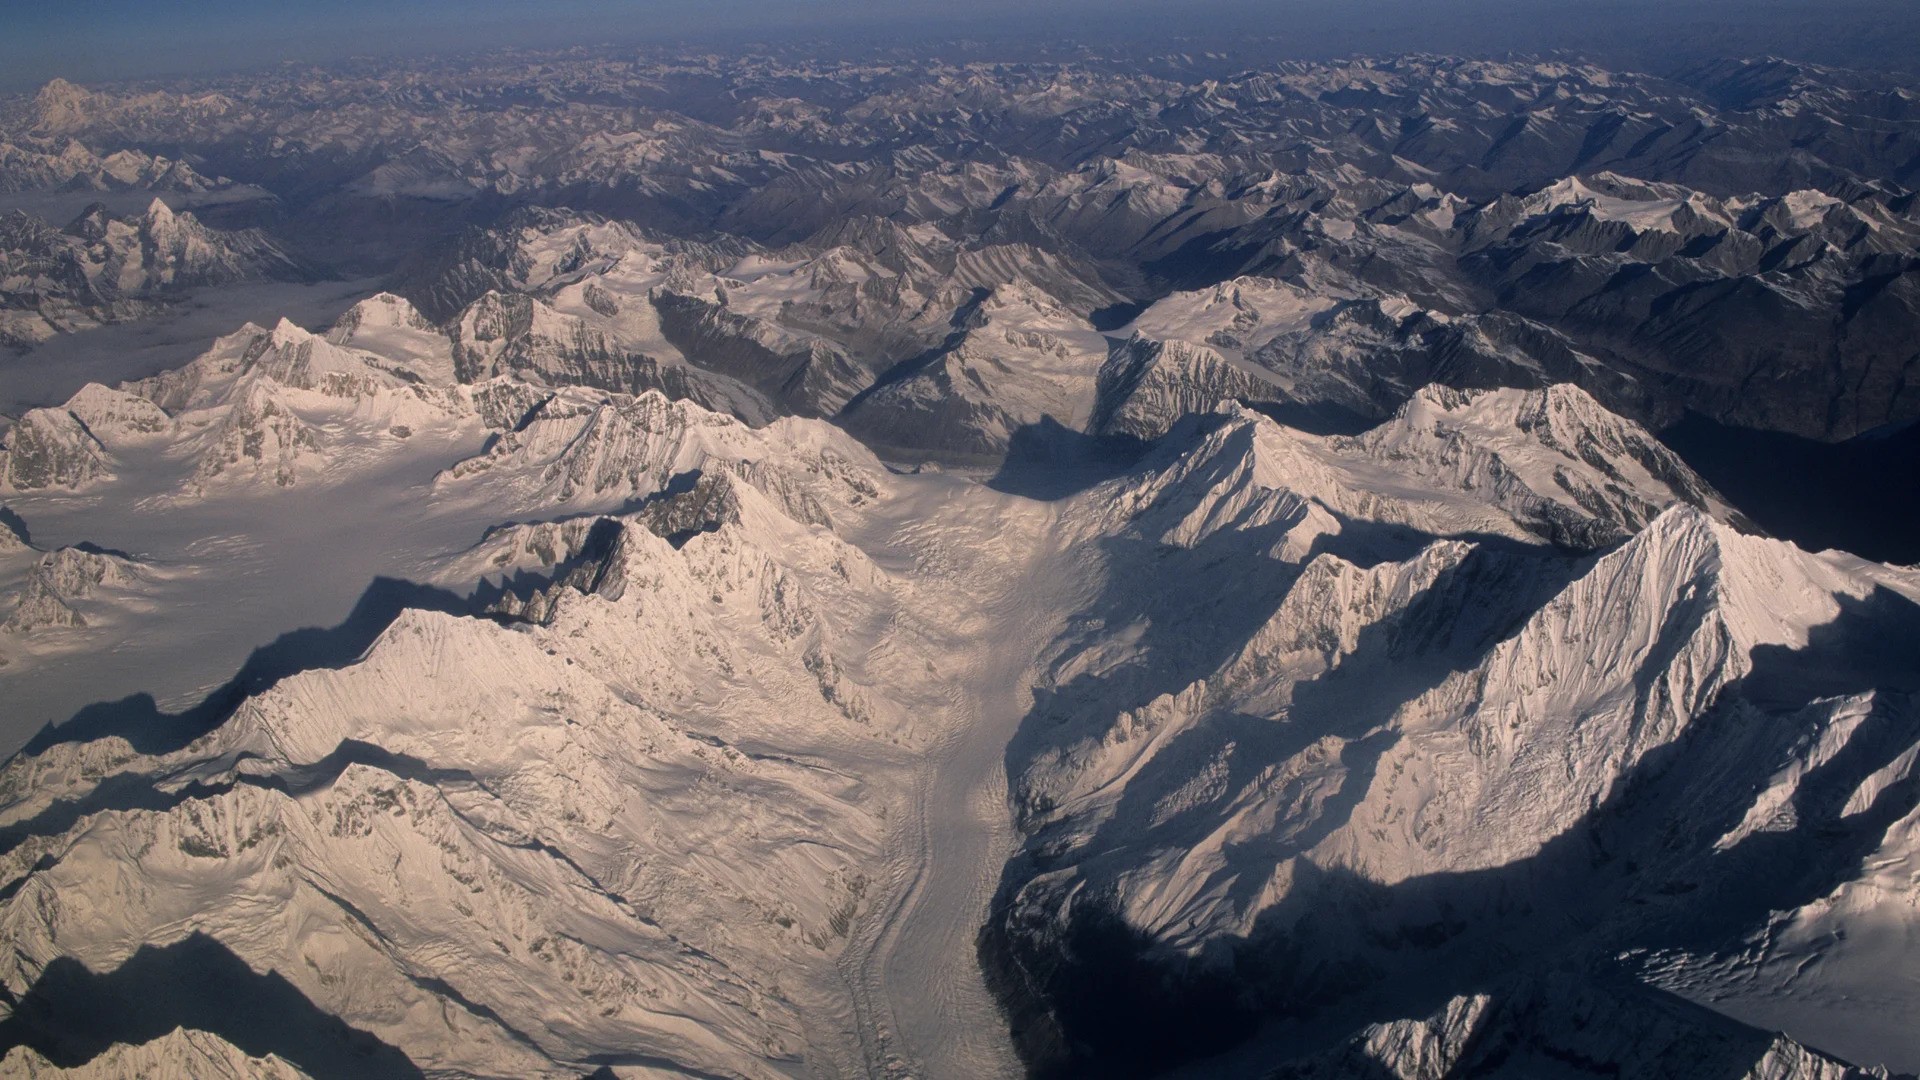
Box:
1317;510;1897;885
0;448;917;1078
1082;387;1731;557
325;292;456;386
0;370;1051;1078
1338;383;1738;547
1022;500;1830;952
844;280;1112;458
989;415;1920;1076
437;385;882;519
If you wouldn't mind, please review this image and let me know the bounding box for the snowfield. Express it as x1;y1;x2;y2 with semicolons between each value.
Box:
4;43;1920;1078
4;291;1917;1079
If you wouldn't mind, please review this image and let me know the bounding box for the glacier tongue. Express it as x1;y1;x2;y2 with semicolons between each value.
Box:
0;377;1048;1078
3;293;1919;1078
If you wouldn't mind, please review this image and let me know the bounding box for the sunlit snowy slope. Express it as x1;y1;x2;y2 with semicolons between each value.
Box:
3;42;1920;1080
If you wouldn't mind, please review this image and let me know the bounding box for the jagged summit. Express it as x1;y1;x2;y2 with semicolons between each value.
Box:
2;1026;315;1079
5;41;1920;1080
1;545;144;634
0;195;308;348
329;291;434;335
0;405;114;492
1343;383;1741;545
0;381;913;1078
1091;383;1731;554
30;78;96;134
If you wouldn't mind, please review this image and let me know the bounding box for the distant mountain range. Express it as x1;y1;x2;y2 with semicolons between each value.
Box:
2;43;1919;1080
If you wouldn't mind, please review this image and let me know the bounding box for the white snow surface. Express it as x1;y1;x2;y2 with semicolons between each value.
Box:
1;296;1918;1078
1;1028;313;1079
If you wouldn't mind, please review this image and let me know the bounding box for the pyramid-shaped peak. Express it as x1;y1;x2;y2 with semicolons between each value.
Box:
35;77;86;101
268;317;312;346
337;292;433;331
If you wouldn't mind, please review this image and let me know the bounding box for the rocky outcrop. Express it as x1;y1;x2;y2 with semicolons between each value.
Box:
2;546;142;634
0;407;112;491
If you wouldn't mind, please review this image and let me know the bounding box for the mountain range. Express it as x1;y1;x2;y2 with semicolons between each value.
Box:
1;40;1919;1080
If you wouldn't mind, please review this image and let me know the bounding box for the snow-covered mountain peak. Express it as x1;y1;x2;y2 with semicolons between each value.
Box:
0;391;919;1075
1131;275;1336;358
1096;385;1733;556
30;78;98;134
182;378;325;491
1344;381;1738;545
237;325;406;399
140;195;174;228
130;317;458;422
440;386;885;526
265;315;308;348
329;291;433;335
10;47;1920;1080
1623;502;1919;652
0;406;114;492
1315;502;1919;885
2;1026;315;1079
58;383;171;443
325;293;457;385
1;544;149;635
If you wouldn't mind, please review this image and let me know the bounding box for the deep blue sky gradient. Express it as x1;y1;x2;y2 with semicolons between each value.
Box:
4;0;1918;90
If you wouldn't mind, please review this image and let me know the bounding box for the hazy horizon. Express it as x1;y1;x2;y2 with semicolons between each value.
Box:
9;0;1920;91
